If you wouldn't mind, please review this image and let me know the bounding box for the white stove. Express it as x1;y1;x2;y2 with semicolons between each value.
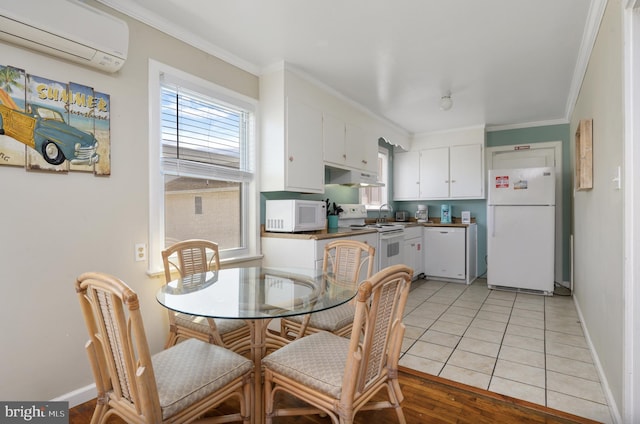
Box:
338;204;405;271
338;203;405;233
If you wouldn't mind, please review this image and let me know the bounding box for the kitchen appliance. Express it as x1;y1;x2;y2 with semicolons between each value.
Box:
338;204;405;271
461;211;471;224
415;204;428;222
378;230;405;270
440;204;451;224
395;211;409;221
425;227;466;280
326;168;382;187
265;199;326;232
487;166;556;295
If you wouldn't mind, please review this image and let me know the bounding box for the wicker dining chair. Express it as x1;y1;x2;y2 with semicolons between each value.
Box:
263;264;413;423
75;271;253;424
162;239;251;352
280;239;375;339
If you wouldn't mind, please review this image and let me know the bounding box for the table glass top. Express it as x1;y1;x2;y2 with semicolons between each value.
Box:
156;266;359;320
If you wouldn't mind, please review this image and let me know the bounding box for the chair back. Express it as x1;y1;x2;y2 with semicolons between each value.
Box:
162;239;220;282
322;239;375;284
75;272;163;422
341;264;413;405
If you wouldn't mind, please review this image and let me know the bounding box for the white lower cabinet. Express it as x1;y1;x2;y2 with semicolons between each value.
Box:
403;226;423;278
261;232;379;273
424;224;477;284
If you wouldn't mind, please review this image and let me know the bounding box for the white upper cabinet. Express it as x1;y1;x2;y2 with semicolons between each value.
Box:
260;70;324;193
419;147;450;199
285;98;324;191
449;144;483;197
261;65;410;193
393;127;485;200
323;112;377;173
393;150;420;200
322;113;346;165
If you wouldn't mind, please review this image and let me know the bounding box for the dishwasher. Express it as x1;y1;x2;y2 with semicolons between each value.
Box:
424;227;466;280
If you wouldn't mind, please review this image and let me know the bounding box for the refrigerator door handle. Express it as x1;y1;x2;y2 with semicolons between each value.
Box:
490;206;495;237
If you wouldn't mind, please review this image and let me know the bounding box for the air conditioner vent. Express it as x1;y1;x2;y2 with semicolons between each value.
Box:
0;0;128;73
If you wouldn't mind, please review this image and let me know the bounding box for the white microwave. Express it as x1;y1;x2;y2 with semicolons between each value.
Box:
265;199;327;232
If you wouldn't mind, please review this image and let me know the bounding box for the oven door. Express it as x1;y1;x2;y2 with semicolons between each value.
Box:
378;231;405;270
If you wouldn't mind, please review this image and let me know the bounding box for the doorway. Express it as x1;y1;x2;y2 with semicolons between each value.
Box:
485;141;563;286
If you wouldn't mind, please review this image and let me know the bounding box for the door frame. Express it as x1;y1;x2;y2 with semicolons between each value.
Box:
624;1;639;420
485;141;563;286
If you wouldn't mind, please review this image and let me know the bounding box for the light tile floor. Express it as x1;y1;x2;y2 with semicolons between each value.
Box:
399;278;613;424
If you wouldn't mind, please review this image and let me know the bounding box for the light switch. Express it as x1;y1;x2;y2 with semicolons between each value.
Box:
612;165;621;190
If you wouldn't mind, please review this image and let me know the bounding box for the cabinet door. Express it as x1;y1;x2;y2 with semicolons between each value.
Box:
419;147;449;199
286;98;324;192
345;124;376;172
450;144;483;198
393;151;420;200
404;237;423;276
323;112;346;166
363;131;379;174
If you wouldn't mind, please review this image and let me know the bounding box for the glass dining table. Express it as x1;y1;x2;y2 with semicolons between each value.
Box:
155;266;359;424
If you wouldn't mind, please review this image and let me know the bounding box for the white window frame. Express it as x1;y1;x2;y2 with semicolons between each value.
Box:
148;59;260;274
360;145;389;210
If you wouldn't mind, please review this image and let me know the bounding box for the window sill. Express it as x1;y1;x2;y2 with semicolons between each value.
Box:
146;254;264;279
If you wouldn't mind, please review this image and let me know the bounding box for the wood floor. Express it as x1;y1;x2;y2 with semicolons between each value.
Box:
69;367;602;423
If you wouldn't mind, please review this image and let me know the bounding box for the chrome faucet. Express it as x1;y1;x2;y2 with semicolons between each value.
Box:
377;203;393;223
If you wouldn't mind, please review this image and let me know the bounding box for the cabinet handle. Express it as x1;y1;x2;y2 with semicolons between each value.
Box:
289;156;294;162
343;154;347;159
451;180;456;183
362;160;367;164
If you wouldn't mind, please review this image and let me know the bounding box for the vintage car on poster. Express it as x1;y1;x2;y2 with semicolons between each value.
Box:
0;103;99;166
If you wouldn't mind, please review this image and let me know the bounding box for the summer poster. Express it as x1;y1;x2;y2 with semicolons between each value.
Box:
25;74;69;172
0;65;27;167
0;63;110;175
93;91;111;176
68;81;95;173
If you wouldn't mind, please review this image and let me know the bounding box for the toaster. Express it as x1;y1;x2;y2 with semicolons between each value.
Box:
395;211;409;221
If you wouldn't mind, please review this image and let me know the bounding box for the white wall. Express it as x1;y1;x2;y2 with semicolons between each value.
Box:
0;1;258;402
571;0;625;416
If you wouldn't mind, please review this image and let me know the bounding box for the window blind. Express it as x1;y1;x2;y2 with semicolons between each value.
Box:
160;84;252;182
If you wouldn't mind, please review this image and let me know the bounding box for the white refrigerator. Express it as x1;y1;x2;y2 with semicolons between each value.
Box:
487;167;556;295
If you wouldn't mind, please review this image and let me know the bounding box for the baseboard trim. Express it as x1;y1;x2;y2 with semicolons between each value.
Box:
572;296;622;424
52;383;96;408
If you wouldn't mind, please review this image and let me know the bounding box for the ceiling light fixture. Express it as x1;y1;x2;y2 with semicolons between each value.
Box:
439;93;453;111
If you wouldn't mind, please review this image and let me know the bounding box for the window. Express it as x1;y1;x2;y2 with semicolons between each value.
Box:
360;145;389;209
149;61;258;273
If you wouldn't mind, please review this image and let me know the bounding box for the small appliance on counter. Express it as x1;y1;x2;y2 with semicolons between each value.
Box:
395;211;409;221
440;204;451;224
461;210;471;224
265;199;326;232
415;205;428;222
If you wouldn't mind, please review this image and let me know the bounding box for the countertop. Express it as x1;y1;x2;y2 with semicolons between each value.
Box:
261;218;475;240
261;226;377;240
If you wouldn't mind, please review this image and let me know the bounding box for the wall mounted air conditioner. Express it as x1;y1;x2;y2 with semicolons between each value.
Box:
0;0;128;73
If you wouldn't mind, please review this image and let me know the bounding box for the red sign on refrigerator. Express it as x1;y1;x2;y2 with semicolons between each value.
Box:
495;176;509;188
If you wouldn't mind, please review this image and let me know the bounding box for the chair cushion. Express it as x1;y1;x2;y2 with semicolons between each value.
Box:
152;338;253;420
262;331;349;398
287;303;356;332
175;312;247;335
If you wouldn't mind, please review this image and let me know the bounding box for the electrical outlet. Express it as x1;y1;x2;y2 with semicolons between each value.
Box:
135;243;146;262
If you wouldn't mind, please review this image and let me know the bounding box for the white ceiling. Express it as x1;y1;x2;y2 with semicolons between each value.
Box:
98;0;603;135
